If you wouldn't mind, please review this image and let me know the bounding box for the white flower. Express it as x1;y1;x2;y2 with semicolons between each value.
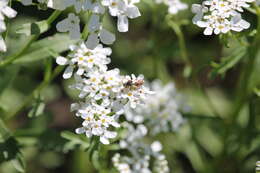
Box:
56;40;153;145
192;4;208;24
120;74;152;108
86;27;115;49
230;14;250;31
0;0;17;52
75;113;119;145
56;13;81;39
0;0;17;20
192;0;255;35
56;42;111;79
101;0;141;32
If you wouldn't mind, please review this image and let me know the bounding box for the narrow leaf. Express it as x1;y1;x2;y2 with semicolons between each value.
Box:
16;21;49;36
210;47;247;78
13;34;77;64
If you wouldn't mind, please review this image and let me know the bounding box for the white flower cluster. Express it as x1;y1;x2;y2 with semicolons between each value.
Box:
112;123;170;173
124;80;185;135
156;0;188;14
56;42;152;145
22;0;141;49
0;0;17;52
192;0;255;35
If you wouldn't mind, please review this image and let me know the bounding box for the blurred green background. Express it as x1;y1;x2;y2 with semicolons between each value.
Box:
1;0;260;172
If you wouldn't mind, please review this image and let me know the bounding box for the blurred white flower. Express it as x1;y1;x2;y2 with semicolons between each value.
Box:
125;80;186;135
153;154;169;173
156;0;188;14
113;123;170;173
151;141;162;152
56;13;81;39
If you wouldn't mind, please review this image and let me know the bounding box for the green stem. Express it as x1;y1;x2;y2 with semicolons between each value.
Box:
195;81;222;118
168;20;192;77
81;11;93;40
222;4;260;156
0;10;61;68
168;18;222;117
82;24;89;40
46;10;61;25
7;66;64;120
231;5;260;121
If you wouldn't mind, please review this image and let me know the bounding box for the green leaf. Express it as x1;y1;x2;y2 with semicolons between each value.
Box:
61;131;90;152
28;102;45;118
196;125;223;157
210;47;247;79
0;66;19;97
92;150;101;170
87;137;99;161
16;21;49;36
28;95;45;118
254;87;260;97
0;119;11;142
0;121;26;172
185;142;206;172
13;34;77;64
37;129;68;152
11;153;26;173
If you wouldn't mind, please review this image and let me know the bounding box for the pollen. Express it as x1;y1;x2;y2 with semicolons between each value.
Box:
79;57;84;61
87;58;94;63
111;2;117;6
218;25;224;29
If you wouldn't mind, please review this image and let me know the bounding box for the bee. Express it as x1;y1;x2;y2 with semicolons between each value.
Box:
123;79;144;89
123;80;133;88
134;79;144;88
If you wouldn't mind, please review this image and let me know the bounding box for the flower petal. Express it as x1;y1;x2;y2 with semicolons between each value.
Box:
117;15;129;32
56;56;68;65
75;127;85;134
86;33;99;49
100;29;115;45
100;136;110;144
63;66;74;79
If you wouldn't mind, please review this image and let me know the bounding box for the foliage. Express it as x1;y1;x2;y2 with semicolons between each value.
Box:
0;0;260;173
